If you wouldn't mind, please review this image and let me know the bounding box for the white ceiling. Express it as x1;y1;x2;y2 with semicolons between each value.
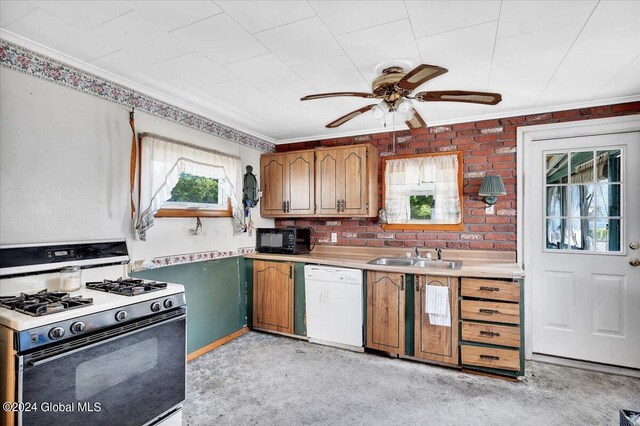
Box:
1;0;639;143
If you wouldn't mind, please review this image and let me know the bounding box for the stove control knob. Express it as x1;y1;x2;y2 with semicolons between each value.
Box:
150;302;161;312
70;321;86;334
115;310;128;322
49;327;65;340
163;299;174;309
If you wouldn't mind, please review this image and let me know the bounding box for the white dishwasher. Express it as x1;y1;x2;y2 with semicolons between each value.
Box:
304;265;363;351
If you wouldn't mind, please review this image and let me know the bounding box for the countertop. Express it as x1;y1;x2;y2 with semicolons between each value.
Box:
245;246;524;280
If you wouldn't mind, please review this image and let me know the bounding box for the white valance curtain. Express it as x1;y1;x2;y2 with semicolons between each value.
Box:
385;154;461;224
135;133;244;240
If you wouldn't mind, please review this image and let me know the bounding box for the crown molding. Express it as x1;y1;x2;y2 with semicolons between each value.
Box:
0;30;276;152
274;95;640;144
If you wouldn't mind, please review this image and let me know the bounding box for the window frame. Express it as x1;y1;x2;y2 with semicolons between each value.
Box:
542;146;624;255
137;136;234;219
381;151;464;231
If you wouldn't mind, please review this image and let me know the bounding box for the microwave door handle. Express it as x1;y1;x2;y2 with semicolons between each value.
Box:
24;313;185;368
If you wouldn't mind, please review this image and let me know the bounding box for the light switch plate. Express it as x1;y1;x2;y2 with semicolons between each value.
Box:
331;232;337;243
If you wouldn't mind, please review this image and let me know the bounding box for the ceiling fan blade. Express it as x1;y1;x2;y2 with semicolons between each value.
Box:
405;111;427;129
301;92;375;101
326;105;376;128
415;90;502;105
396;64;448;92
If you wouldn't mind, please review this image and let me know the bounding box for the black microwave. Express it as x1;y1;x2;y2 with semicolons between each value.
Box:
256;228;311;255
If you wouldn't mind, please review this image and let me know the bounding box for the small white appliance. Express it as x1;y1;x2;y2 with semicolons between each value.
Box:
304;265;363;351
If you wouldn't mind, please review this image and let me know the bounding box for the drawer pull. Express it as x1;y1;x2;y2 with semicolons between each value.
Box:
480;330;501;337
479;355;500;361
479;308;499;314
479;286;500;292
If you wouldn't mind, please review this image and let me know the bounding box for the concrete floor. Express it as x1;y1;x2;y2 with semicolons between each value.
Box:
184;332;640;425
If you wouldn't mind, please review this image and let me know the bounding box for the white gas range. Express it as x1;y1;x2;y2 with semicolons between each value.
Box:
0;240;186;426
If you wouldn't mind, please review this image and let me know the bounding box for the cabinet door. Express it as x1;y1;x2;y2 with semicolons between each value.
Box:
315;148;340;215
414;275;459;365
366;271;405;355
285;150;314;215
339;145;368;216
260;154;286;216
253;260;294;334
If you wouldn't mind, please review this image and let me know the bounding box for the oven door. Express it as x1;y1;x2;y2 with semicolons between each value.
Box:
17;310;186;426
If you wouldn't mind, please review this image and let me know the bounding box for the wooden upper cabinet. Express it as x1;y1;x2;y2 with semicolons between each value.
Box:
260;150;314;217
260;154;286;216
315;149;340;215
366;271;405;355
285;150;315;216
414;275;459;365
261;143;377;218
253;260;294;334
315;144;379;217
340;145;368;216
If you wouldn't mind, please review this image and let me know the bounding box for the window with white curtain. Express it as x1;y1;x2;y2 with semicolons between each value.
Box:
135;133;244;241
382;152;463;229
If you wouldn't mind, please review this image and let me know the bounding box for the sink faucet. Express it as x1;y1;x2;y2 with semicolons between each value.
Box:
413;247;420;257
435;248;442;260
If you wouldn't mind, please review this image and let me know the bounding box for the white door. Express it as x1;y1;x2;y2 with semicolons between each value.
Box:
529;132;640;368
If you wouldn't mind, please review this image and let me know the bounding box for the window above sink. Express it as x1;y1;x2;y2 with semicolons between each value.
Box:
381;152;463;231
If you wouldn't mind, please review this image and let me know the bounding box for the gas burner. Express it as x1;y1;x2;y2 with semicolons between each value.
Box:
0;289;93;316
86;278;167;296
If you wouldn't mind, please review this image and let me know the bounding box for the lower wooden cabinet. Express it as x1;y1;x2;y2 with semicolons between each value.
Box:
414;275;459;365
459;277;524;378
461;345;520;371
253;260;294;334
366;271;405;355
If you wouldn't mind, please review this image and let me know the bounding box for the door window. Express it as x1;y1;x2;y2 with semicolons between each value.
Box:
545;148;623;253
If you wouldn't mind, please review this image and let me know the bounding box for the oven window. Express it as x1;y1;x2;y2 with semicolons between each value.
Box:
76;338;158;400
21;316;185;426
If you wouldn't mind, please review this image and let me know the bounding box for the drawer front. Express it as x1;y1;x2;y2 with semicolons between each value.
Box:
461;278;520;302
461;321;520;348
461;300;520;324
461;345;520;371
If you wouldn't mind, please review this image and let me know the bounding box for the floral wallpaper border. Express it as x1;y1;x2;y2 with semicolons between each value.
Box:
150;247;256;268
0;38;275;153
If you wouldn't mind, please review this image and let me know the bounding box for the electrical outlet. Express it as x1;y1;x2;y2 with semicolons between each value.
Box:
485;204;495;215
331;232;337;243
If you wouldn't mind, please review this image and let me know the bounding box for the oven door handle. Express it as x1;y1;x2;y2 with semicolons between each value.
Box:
25;312;186;368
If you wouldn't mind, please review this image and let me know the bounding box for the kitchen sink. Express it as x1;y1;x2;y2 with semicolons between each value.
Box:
368;257;415;267
367;257;463;269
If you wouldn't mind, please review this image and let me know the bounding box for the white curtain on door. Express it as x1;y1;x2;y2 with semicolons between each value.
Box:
135;134;244;240
384;154;461;224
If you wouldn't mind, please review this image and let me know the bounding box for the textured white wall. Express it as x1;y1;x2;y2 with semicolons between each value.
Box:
0;68;272;262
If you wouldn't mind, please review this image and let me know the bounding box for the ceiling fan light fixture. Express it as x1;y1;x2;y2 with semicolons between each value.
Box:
372;101;389;120
393;98;414;122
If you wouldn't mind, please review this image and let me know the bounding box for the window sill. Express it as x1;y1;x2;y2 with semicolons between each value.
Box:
382;222;464;231
155;199;233;218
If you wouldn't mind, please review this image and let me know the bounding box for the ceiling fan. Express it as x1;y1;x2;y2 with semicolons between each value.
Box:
300;64;502;129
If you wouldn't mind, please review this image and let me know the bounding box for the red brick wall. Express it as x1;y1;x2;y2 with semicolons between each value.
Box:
274;102;640;251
